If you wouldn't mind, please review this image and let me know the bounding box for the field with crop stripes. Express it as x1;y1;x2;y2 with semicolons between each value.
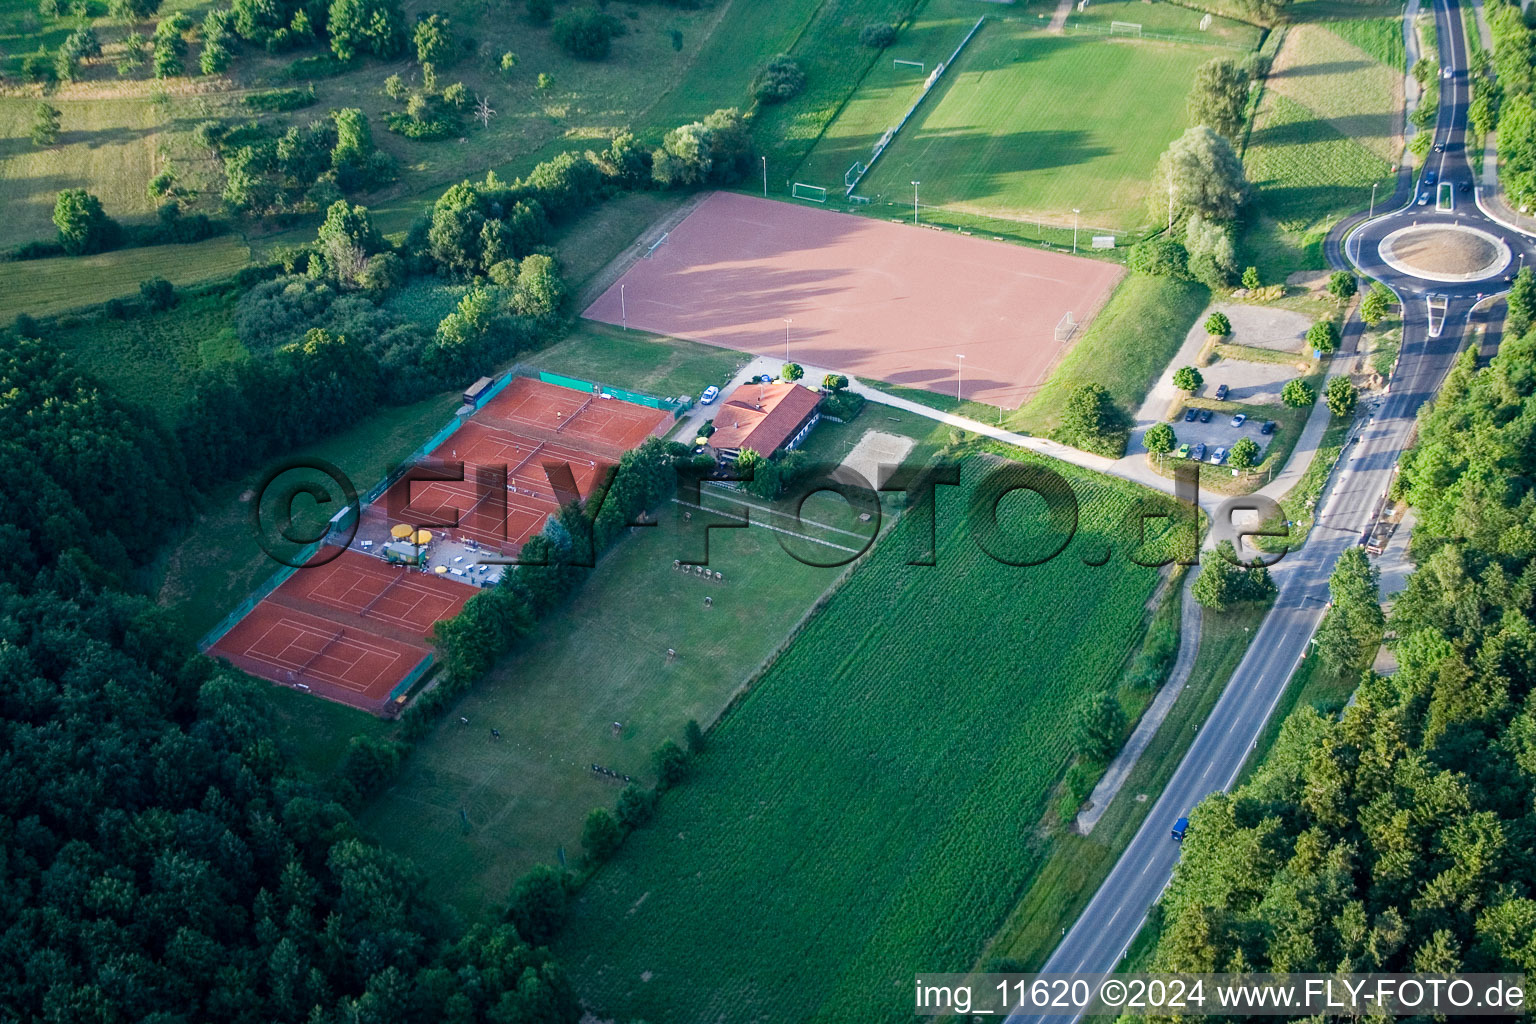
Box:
557;453;1182;1024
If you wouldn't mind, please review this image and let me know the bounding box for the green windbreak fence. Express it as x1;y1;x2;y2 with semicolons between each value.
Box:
198;537;322;651
536;370;692;417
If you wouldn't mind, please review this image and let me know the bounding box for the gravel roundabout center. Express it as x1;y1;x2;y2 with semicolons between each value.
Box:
1378;224;1510;282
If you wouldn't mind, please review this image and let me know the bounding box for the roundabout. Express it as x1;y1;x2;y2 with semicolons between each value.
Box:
1377;223;1511;282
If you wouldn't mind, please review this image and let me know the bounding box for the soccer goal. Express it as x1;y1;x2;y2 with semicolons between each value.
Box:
1054;312;1079;342
844;160;867;188
1110;20;1143;35
893;58;925;72
1198;13;1213;30
792;183;828;203
643;232;669;259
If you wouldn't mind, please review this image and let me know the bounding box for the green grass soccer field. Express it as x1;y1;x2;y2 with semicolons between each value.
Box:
556;454;1185;1023
851;21;1239;231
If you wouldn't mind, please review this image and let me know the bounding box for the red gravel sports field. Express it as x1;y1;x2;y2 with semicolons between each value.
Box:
583;192;1124;408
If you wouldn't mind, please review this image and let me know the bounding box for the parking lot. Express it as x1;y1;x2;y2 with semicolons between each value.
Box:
1199;356;1300;406
1167;403;1273;463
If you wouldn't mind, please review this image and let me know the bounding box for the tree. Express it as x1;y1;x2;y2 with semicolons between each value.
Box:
139;276;175;311
751;54;805;104
1281;378;1315;408
651;108;753;188
551;9;620;60
1073;691;1127;762
505;864;570;944
1186;57;1249;141
1324;375;1358;417
413;12;453;64
1241;265;1260;289
822;373;849;391
1327;270;1357;303
53;189;119;255
860;22;897;47
1228;436;1259;469
1305;319;1340;354
327;0;405;60
1143;421;1177;455
1192;540;1275;611
1172;365;1203;392
1508;266;1536;338
580;807;622;862
1056;381;1126;455
108;0;160;20
684;718;706;754
781;362;803;381
30;102;61;146
21;47;56;84
1152;126;1249;226
1184;213;1238;288
1204;311;1231;336
511;253;563;317
652;739;690;790
615;784;656;829
151;13;189;77
56;26;101;80
1360;282;1393;325
1315;546;1383;671
1127;236;1190;278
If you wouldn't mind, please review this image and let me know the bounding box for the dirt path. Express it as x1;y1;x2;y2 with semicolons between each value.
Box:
1047;0;1074;33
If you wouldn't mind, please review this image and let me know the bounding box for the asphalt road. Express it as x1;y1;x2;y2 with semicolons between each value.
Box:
1005;1;1526;1017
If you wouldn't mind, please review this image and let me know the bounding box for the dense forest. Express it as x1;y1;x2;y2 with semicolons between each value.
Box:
0;336;582;1021
1144;327;1536;990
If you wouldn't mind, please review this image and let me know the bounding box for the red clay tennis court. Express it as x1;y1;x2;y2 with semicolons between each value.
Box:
380;420;609;551
278;548;475;634
582;191;1125;409
478;376;669;454
209;602;430;713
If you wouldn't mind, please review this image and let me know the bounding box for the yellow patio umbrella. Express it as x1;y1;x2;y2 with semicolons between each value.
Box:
411;529;434;545
695;436;709;446
434;565;448;575
390;523;413;539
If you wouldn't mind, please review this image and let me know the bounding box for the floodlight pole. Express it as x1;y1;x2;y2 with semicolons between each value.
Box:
1368;181;1379;219
911;181;920;224
1073;209;1081;253
782;318;792;362
762;156;768;198
956;353;965;400
620;284;627;330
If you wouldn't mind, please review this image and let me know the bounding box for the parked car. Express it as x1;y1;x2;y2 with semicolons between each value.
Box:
1214;383;1229;400
1199;408;1213;423
1230;412;1247;428
1211;446;1227;464
1192;443;1207;461
1184;407;1198;422
700;385;720;404
1260;420;1276;435
1172;816;1190;841
1175;443;1190;459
